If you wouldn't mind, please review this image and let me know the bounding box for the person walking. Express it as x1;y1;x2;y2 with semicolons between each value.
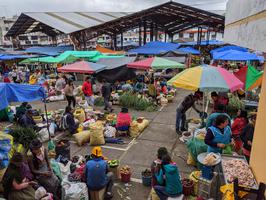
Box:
64;80;76;108
82;76;94;106
101;79;113;112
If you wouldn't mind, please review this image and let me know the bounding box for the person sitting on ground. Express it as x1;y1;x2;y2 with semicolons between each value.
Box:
19;109;37;130
151;147;168;187
154;154;183;200
206;104;231;129
116;107;132;131
86;146;113;199
241;114;256;163
28;139;61;200
2;152;37;200
205;115;232;153
63;106;79;134
15;102;32;122
231;109;248;153
176;91;203;134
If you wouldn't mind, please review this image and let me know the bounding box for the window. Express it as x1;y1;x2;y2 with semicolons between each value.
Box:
18;36;28;40
25;41;31;44
31;36;38;40
189;33;194;39
32;41;38;44
179;33;184;38
5;27;9;31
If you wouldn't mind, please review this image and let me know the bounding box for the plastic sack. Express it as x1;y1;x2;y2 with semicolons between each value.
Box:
129;121;139;138
104;126;116;138
51;159;62;181
137;119;149;132
58;161;72;181
73;131;91;146
62;180;89;200
222;144;233;155
90;128;105;146
187;152;196;166
38;128;49;142
186;137;208;165
189;171;201;195
78;100;89;109
0;139;12;152
74;109;86;123
49;122;57;137
150;188;160;200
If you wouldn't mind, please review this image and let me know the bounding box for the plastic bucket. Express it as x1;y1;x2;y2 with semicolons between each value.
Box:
120;173;131;183
142;175;152;187
182;179;194;196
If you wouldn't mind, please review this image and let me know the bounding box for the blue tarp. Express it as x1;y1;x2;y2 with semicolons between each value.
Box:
210;45;248;55
213;50;261;61
25;45;74;56
0;83;46;110
181;40;224;46
0;54;36;61
128;41;180;55
178;47;200;55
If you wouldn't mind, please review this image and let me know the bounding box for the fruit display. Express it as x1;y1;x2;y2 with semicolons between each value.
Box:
119;165;131;175
222;159;257;188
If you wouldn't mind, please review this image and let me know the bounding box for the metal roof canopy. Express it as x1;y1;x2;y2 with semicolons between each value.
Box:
73;1;224;38
6;12;131;37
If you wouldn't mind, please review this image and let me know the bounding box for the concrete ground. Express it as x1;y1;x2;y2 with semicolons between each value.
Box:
9;89;199;200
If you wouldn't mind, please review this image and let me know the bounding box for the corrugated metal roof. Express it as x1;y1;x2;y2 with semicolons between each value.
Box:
6;12;131;36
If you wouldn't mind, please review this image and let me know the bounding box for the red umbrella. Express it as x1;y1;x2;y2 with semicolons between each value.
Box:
58;61;106;74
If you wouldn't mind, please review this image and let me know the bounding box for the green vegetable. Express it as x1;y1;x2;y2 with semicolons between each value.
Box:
10;127;38;150
94;97;104;106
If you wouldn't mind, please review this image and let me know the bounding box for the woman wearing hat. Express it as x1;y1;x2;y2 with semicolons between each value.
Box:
2;153;36;200
28;139;61;200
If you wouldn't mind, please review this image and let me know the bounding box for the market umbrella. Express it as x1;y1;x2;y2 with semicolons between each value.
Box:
234;65;263;91
58;61;106;74
212;50;261;61
127;57;185;70
167;65;243;92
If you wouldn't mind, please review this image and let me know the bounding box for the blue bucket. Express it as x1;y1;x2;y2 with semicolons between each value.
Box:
142;175;152;187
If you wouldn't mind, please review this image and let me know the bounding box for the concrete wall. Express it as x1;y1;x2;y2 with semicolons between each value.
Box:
224;0;266;52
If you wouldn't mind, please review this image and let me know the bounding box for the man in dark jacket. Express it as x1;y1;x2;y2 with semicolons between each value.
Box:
19;109;37;129
64;106;79;134
176;91;203;134
101;79;113;112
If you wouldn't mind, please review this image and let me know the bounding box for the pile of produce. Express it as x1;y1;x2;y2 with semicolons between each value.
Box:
119;92;157;111
119;165;131;175
222;159;257;188
94;97;104;107
227;94;245;117
9;127;37;150
142;169;152;177
108;160;119;168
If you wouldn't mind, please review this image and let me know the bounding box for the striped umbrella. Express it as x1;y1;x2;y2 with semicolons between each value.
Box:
127;57;184;70
168;65;243;92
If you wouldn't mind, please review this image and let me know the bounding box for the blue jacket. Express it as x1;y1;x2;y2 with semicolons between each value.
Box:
155;163;182;195
86;158;108;190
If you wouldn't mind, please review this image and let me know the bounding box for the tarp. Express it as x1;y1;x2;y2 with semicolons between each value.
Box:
0;83;46;110
97;67;136;83
97;57;137;70
234;66;263;90
58;61;106;74
178;47;200;55
127;57;184;70
180;40;224;46
89;54;125;62
25;45;74;56
210;45;248;55
213;50;261;61
96;45;124;54
0;54;36;61
128;41;180;55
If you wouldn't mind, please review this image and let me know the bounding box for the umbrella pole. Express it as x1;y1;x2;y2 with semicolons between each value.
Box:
44;98;51;140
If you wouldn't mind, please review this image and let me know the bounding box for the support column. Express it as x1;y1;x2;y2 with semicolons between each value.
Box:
206;29;210;45
139;23;142;46
150;24;154;42
164;32;167;42
114;33;117;50
121;32;123;50
143;21;147;45
154;23;158;41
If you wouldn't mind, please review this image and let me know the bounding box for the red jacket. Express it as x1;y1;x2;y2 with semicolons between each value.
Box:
232;117;247;136
82;81;92;96
116;112;132;127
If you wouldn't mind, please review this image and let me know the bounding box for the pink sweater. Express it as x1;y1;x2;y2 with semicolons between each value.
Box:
116;112;132;127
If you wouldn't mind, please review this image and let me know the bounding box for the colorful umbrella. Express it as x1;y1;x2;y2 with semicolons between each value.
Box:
234;65;263;91
168;65;243;92
127;57;184;70
58;61;106;74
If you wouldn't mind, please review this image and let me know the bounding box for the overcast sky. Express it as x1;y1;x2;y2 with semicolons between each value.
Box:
0;0;228;17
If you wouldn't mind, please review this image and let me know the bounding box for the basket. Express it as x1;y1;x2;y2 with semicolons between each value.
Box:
33;116;43;123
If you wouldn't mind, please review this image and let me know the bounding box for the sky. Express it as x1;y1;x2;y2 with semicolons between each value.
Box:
0;0;228;17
